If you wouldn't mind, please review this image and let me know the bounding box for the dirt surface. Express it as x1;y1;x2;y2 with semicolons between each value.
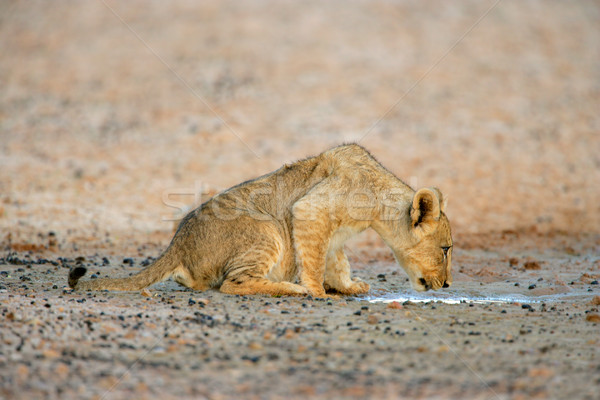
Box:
1;1;599;399
1;232;599;400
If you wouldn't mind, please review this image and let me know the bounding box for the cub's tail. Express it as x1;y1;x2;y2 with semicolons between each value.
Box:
68;250;180;291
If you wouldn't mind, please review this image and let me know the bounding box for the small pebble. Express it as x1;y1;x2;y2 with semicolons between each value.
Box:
387;301;403;310
248;342;263;350
523;261;541;270
586;313;600;323
241;355;261;363
284;329;295;339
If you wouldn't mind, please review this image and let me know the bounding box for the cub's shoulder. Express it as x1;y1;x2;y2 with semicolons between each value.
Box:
324;143;372;158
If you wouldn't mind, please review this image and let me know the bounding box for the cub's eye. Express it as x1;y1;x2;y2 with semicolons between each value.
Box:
441;246;452;257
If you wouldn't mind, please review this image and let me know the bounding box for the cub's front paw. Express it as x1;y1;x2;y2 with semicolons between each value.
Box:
281;282;309;296
341;281;370;295
306;284;327;298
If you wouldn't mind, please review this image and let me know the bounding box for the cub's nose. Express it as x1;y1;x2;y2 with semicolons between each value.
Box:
443;281;450;288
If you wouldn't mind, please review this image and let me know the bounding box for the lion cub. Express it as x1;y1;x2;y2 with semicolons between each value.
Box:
69;144;453;297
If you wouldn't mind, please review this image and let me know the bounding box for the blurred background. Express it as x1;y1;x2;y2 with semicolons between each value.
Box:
1;0;599;245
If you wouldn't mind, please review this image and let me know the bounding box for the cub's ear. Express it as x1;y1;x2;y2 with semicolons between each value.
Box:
410;188;441;237
431;187;447;213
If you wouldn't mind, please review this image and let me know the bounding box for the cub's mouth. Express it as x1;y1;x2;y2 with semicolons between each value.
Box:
414;277;451;292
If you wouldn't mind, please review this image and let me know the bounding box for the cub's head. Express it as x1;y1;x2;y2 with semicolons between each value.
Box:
396;188;453;292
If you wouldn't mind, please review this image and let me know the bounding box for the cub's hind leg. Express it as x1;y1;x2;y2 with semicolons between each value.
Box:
219;232;307;297
171;265;210;291
221;277;308;296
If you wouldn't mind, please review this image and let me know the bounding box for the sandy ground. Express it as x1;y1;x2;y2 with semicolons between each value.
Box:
1;231;600;400
1;1;600;399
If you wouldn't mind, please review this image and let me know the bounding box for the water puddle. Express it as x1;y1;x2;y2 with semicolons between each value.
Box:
366;285;596;305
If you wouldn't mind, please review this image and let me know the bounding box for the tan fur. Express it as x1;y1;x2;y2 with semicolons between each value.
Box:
69;144;453;296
